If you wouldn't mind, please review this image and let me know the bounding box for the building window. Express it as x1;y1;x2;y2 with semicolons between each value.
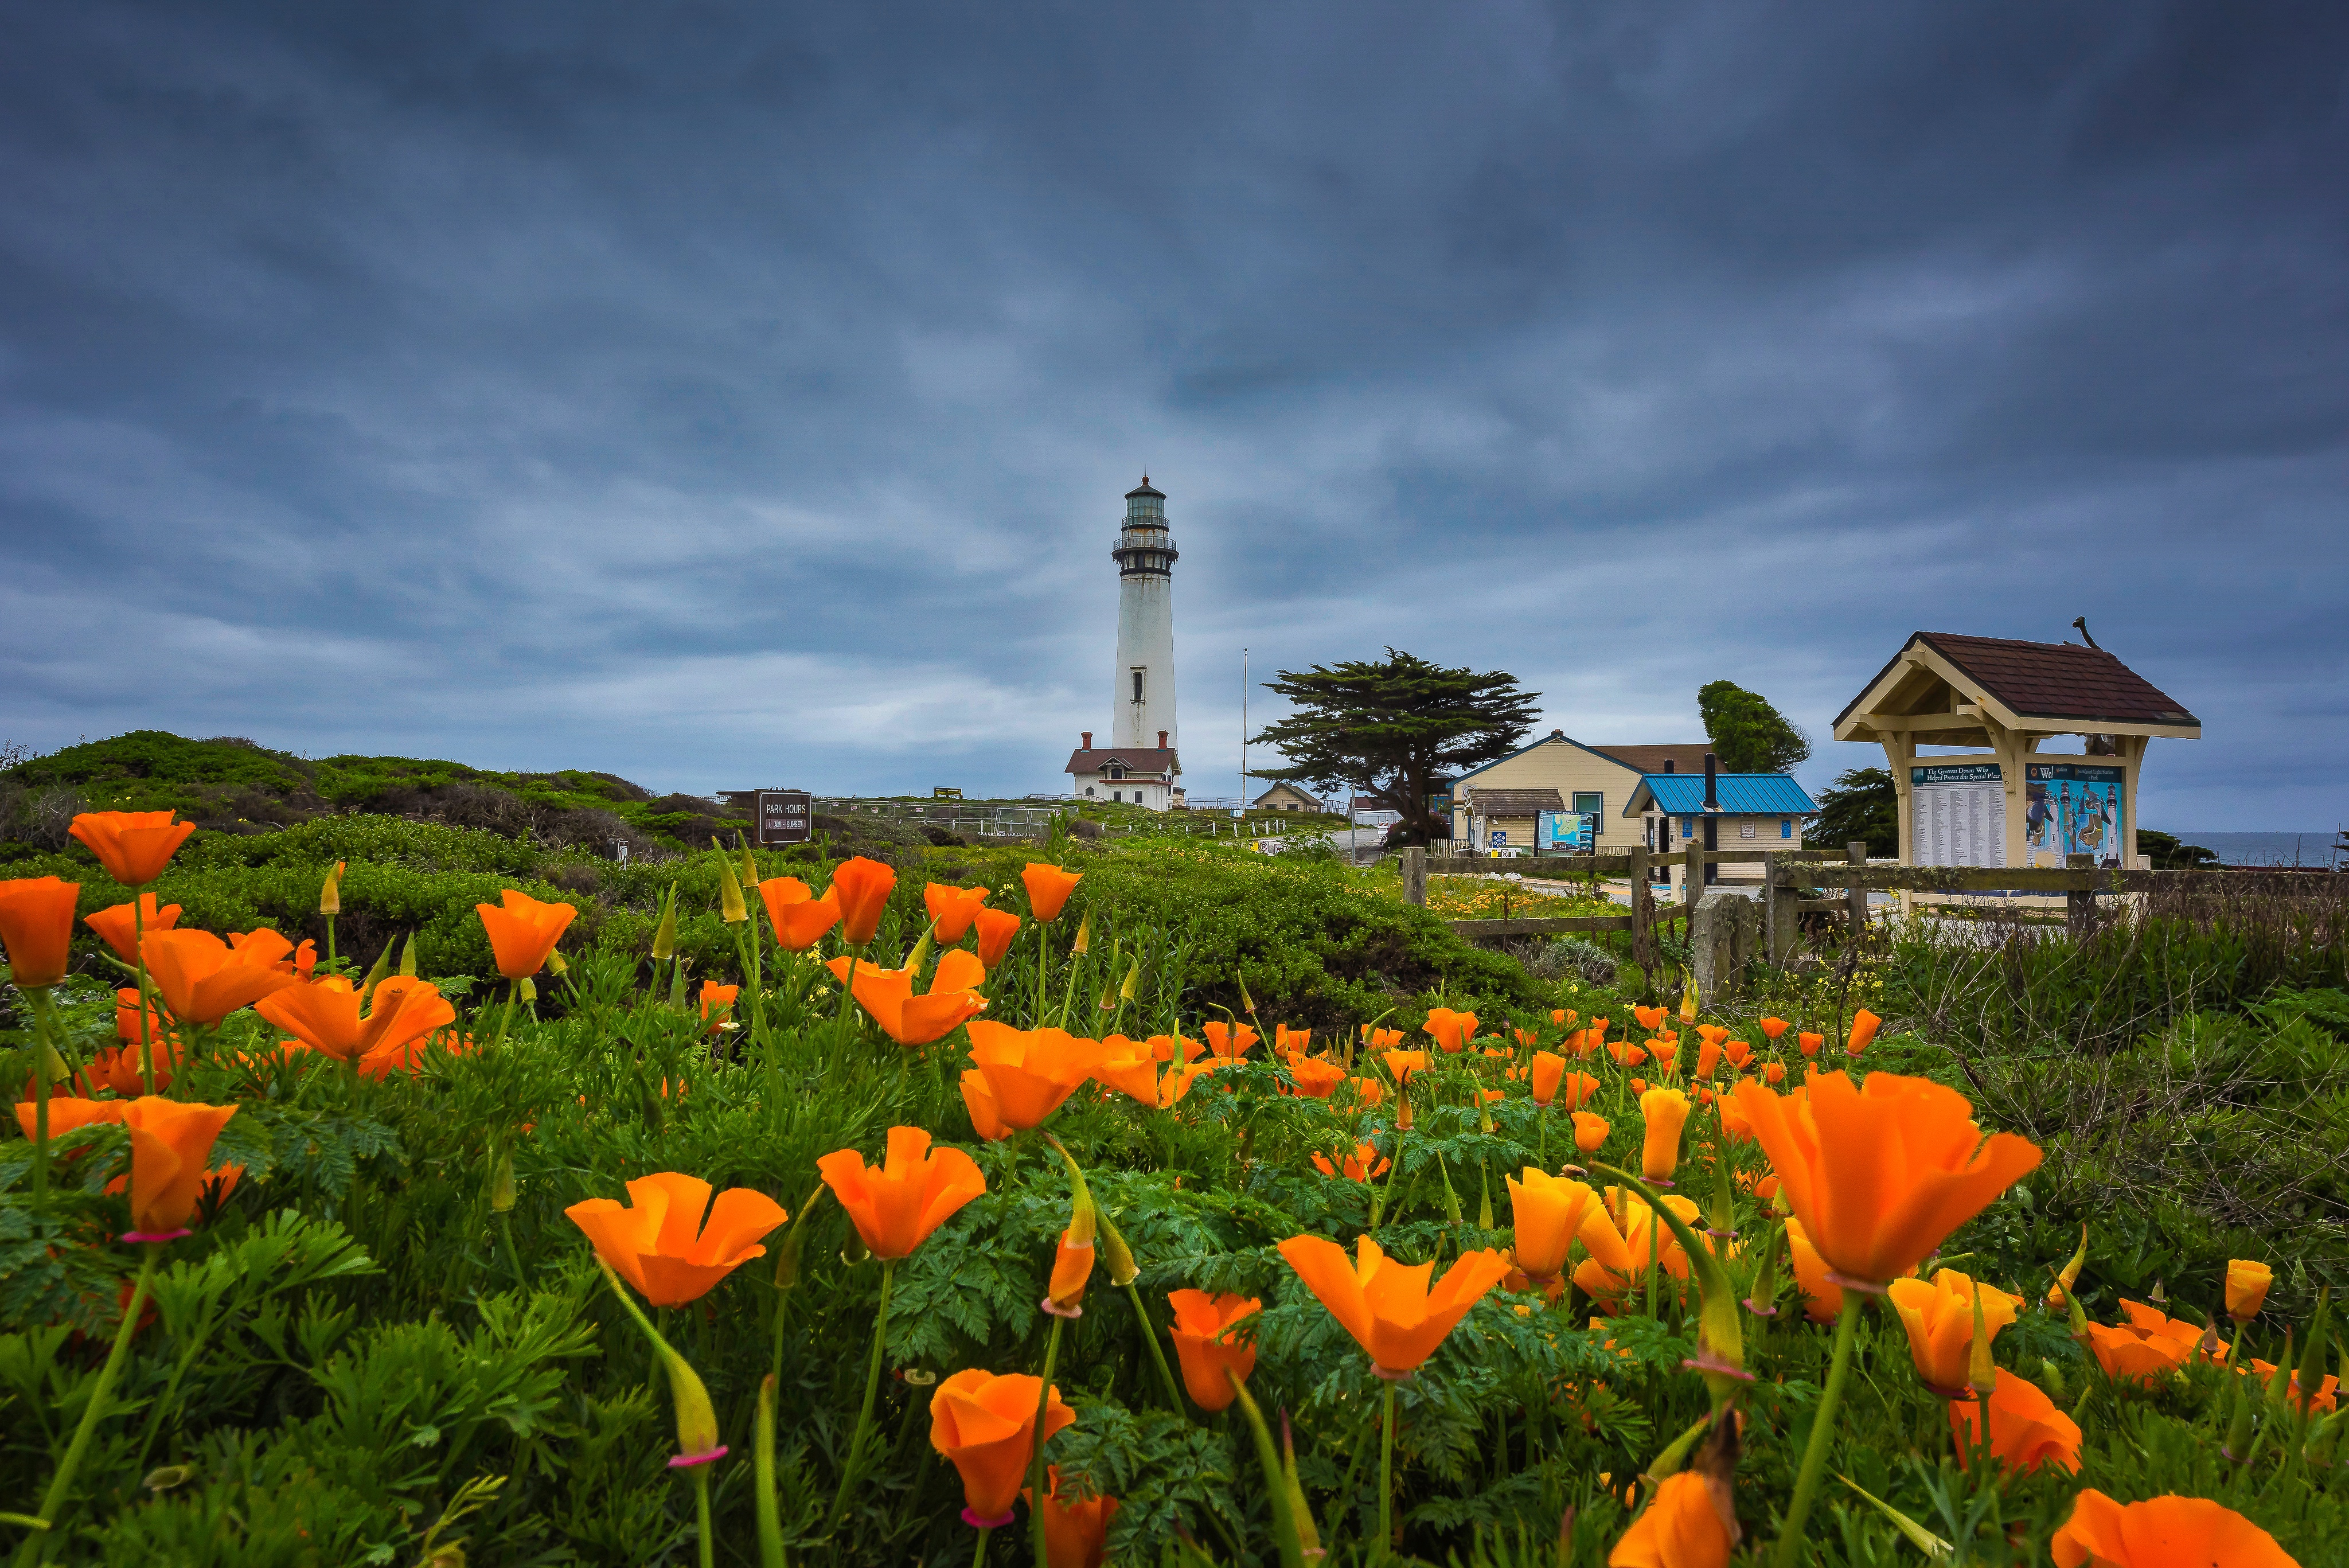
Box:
1113;791;1122;802
1084;787;1095;797
1109;765;1125;780
1131;669;1145;704
1573;792;1603;816
1780;819;1793;839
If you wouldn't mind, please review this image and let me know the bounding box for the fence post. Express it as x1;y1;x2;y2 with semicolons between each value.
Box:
2066;852;2096;940
1846;841;1869;945
1629;845;1655;973
1762;851;1792;966
1402;845;1427;907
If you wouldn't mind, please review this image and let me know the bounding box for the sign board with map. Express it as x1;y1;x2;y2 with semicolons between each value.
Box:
1909;763;2007;868
2025;763;2126;868
1537;811;1596;851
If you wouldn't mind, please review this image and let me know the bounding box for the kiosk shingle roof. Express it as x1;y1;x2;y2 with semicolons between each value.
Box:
1836;633;2199;727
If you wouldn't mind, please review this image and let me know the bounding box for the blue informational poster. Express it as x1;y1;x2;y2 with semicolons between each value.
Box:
1537;811;1596;850
1488;828;1508;847
2026;763;2126;868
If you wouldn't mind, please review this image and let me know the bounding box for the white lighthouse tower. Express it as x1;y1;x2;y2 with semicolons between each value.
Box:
1064;477;1183;810
1110;477;1179;751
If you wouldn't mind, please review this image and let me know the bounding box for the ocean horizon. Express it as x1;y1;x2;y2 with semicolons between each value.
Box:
2163;830;2343;867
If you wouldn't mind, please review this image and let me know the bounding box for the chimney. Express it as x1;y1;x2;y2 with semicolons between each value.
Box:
1663;759;1675;773
1080;731;1092;748
1703;752;1719;809
1157;730;1168;748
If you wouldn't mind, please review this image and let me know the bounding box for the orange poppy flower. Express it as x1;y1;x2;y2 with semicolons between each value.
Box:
1728;1071;2041;1288
474;890;576;979
11;1094;125;1142
1381;1048;1429;1086
1550;1008;1575;1025
1286;1051;1348;1098
2050;1491;2293;1568
0;876;80;989
1021;863;1084;923
1571;1193;1696;1309
140;929;302;1024
2247;1359;2339;1416
1609;1040;1647;1068
1571;1111;1609;1154
1887;1269;2024;1396
1694;1039;1722;1079
1760;1060;1787;1086
1759;1016;1789;1040
1361;1025;1404;1051
1783;1218;1842;1324
1093;1035;1161;1105
970;906;1024;969
1277;1233;1512;1376
564;1172;788;1307
82;894;180;964
1047;1225;1097;1313
1158;1060;1224;1107
1797;1032;1823;1058
1506;1168;1599;1284
1640;1089;1691;1183
698;982;739;1032
1275;1024;1312;1053
69;810;194;887
825;950;989;1046
1609;1471;1734;1568
256;974;456;1064
2081;1320;2194;1387
1846;1009;1882;1057
830;857;898;945
1167;1291;1260;1411
1950;1368;2080;1475
923;881;992;942
1633;1004;1666;1032
1716;1094;1755;1144
816;1126;986;1260
1513;1027;1539;1051
1423;1007;1477;1054
1723;1040;1753;1071
931;1369;1076;1525
2226;1259;2273;1323
1203;1020;1258;1060
759;877;841;951
1026;1466;1118;1568
119;1096;239;1239
963;1021;1109;1133
356;1019;473;1081
1313;1141;1391;1182
1527;1051;1566;1105
1347;1075;1387;1107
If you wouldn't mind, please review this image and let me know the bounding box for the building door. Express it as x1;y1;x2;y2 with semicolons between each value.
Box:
1703;816;1719;886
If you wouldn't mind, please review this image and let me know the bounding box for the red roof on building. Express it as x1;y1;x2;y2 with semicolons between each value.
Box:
1836;633;2199;728
1064;747;1181;776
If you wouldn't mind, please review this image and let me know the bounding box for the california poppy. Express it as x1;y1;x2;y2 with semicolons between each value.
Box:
141;929;302;1024
1167;1290;1259;1410
1797;1032;1823;1058
1695;1039;1723;1079
1723;1040;1753;1072
1286;1051;1348;1098
1951;1367;2081;1475
698;981;739;1032
1784;1218;1842;1323
1571;1111;1610;1154
474;890;576;979
1887;1270;2023;1396
1607;1471;1734;1568
817;1126;986;1260
830;857;899;945
1730;1071;2040;1287
1759;1016;1789;1040
82;894;179;965
2247;1358;2339;1416
1506;1168;1599;1284
2050;1491;2293;1568
1347;1075;1386;1107
1313;1141;1391;1182
923;881;992;942
1528;1051;1564;1105
963;1021;1109;1133
119;1096;239;1240
1025;1466;1118;1568
256;974;456;1064
0;876;79;989
2227;1259;2273;1323
2082;1320;2194;1386
972;906;1024;968
564;1172;788;1307
825;950;989;1046
1845;1009;1882;1057
1277;1233;1512;1376
1423;1007;1477;1054
356;1017;473;1081
1640;1088;1691;1183
11;1094;124;1142
1094;1036;1163;1105
930;1369;1076;1525
1361;1025;1403;1051
1382;1048;1429;1086
1760;1061;1786;1086
1632;1005;1665;1032
69;810;194;888
760;877;842;951
1572;1193;1697;1309
1275;1024;1312;1054
1203;1020;1258;1060
1021;863;1083;923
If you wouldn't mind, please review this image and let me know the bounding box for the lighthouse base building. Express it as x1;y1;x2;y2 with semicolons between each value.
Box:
1065;478;1182;811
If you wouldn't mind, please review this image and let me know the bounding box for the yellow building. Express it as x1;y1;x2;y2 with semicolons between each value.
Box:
1446;731;1713;855
1832;631;2200;871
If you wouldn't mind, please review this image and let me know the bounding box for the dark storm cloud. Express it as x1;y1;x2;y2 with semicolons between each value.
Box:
2;1;2343;826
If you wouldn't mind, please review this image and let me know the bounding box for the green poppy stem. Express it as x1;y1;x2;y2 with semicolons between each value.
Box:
970;1526;992;1568
1774;1294;1863;1568
131;895;157;1095
14;1247;158;1567
692;1465;714;1568
1030;1313;1066;1568
24;985;58;1206
1124;1280;1187;1418
754;1374;785;1568
1377;1378;1398;1563
825;1258;894;1534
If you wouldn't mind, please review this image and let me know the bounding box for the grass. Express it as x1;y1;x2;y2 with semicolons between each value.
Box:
3;793;2348;1564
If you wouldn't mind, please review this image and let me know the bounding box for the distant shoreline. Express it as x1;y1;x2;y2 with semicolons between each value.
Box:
2160;830;2342;867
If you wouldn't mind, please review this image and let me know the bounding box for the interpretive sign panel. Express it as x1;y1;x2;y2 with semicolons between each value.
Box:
755;790;811;846
2026;763;2125;868
1909;763;2007;868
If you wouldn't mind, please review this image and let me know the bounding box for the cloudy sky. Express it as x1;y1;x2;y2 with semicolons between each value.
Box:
3;2;2343;830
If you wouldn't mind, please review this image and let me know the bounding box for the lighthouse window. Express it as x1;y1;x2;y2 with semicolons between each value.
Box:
1131;670;1145;704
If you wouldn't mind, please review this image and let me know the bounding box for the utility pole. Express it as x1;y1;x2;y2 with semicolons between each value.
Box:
1240;646;1248;816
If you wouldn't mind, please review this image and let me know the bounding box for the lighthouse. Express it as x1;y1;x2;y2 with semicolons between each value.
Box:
1063;477;1183;810
1110;477;1179;750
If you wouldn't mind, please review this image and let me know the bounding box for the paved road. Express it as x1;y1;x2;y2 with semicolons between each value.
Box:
1257;825;1388;858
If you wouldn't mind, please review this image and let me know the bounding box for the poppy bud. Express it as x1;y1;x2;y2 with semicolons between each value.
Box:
1239;974;1257;1017
1119;958;1141;1003
1071;914;1091;955
737;836;760;890
1097;1208;1140;1288
397;930;419;977
516;975;536;1003
2227;1258;2273;1324
2222;1376;2257;1461
489;1144;517;1214
651;883;679;962
2045;1223;2089;1312
715;845;749;925
1044;1138;1098;1315
594;1258;727;1465
319;861;344;916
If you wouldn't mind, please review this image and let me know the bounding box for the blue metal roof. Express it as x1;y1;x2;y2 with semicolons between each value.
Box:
1625;773;1820;816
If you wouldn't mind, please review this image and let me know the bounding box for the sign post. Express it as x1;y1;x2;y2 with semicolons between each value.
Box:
754;790;812;847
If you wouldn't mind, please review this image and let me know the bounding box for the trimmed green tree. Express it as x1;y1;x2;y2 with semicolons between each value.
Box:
1698;680;1810;774
1811;767;1897;857
1248;650;1539;846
